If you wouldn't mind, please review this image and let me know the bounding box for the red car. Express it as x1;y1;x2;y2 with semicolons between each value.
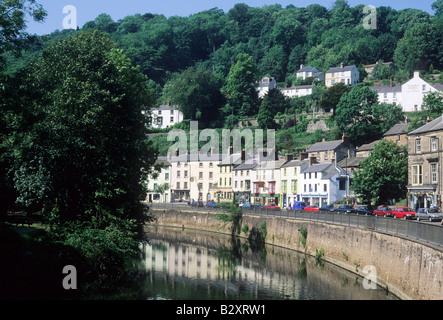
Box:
373;206;394;217
304;205;319;212
265;203;280;210
392;207;416;219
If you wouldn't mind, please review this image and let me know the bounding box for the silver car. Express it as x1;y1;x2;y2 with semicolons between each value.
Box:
416;208;443;222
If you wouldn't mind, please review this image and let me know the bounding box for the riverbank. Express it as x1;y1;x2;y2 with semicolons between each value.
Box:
150;208;443;300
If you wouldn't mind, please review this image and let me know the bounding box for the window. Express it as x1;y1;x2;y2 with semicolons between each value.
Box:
416;139;421;153
184;182;188;189
253;183;259;193
431;164;438;183
324;184;327;192
339;180;346;191
177;171;181;178
209;172;213;179
268;182;276;194
165;173;169;180
314;184;317;192
240;181;243;189
412;165;423;185
304;184;306;192
199;163;203;168
199;172;203;179
431;137;438;152
235;181;238;188
422;85;427;92
220;178;223;186
170;116;174;122
177;182;180;189
282;180;287;193
198;183;203;190
209;183;213;190
184;170;188;177
291;180;297;193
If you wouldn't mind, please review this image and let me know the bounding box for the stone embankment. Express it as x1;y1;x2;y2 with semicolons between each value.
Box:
150;208;443;300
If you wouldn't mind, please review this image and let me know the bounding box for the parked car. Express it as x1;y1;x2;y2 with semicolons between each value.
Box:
416;208;443;222
292;201;307;211
191;201;204;207
392;207;416;219
304;205;319;212
205;200;219;208
373;206;394;217
265;203;280;210
319;204;335;212
333;205;357;214
356;206;373;215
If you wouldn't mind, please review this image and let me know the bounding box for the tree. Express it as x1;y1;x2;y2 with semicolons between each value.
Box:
257;92;280;130
0;0;46;56
0;0;46;217
9;30;157;228
162;67;225;126
320;83;350;114
222;53;259;119
422;91;443;119
352;139;408;206
333;85;404;145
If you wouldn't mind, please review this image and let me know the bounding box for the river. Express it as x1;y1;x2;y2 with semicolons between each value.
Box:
136;226;398;300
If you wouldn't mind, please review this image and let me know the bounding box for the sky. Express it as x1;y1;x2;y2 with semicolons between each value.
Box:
25;0;437;35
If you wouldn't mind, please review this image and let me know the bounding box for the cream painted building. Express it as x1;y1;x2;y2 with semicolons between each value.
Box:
217;151;241;203
280;156;309;208
325;63;360;88
188;153;222;203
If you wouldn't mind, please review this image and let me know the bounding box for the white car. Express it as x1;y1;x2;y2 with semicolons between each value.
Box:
416;208;443;222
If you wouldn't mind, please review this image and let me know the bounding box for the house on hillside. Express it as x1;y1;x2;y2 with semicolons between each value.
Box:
325;63;360;88
257;77;278;98
151;104;184;129
383;122;409;147
296;65;325;82
280;84;313;98
370;71;443;112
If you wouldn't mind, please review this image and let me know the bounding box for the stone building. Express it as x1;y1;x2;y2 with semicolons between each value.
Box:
407;116;443;209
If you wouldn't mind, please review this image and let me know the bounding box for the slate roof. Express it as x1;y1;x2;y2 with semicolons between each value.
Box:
301;163;332;173
357;140;379;151
326;65;357;73
409;116;443;135
306;140;343;152
384;123;409;136
369;85;402;93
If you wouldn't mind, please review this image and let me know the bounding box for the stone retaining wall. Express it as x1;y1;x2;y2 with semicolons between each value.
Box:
149;209;443;300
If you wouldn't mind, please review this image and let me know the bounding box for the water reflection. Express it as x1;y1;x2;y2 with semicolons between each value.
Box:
141;226;398;300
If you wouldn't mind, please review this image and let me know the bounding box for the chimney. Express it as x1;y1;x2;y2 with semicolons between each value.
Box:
274;146;278;160
414;71;420;78
300;64;304;70
285;154;293;162
229;146;233;155
299;152;308;161
390;78;393;87
168;151;171;160
175;149;179;157
309;156;317;166
241;149;245;161
342;133;350;146
340;62;344;69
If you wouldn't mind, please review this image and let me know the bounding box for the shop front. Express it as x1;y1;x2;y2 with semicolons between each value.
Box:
408;185;438;210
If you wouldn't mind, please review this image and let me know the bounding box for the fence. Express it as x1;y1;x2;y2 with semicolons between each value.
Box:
149;203;443;249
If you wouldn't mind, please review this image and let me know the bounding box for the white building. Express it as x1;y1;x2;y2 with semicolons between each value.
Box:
296;65;325;82
300;160;353;206
370;71;443;112
280;85;313;99
151;105;184;129
146;157;171;203
257;77;278;98
325;63;360;88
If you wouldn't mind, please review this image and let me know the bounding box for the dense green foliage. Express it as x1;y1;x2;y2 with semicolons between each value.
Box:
351;139;408;206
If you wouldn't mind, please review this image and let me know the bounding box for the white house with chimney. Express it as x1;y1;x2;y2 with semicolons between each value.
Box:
370;71;443;112
151;104;184;129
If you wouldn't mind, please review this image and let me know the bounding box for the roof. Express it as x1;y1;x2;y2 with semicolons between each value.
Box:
233;160;258;171
357;140;379;151
306;140;343;152
338;157;367;168
322;172;338;180
154;105;180;111
301;163;332;173
369;85;402;93
298;65;316;73
384;123;409;136
409;116;443;135
431;84;443;91
326;65;357;73
219;153;242;166
254;159;287;170
155;157;171;166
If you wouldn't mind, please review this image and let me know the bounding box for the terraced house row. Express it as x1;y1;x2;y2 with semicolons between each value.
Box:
146;135;356;208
